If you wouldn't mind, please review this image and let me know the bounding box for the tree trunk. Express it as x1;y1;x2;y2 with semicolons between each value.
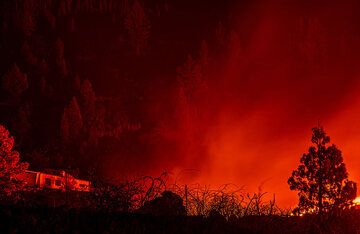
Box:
318;146;323;215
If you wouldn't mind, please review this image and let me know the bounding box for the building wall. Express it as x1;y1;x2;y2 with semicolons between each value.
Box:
22;170;91;192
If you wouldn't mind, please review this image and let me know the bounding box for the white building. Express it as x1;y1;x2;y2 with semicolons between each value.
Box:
19;170;91;192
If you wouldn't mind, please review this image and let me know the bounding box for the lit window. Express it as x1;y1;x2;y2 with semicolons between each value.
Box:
55;180;61;186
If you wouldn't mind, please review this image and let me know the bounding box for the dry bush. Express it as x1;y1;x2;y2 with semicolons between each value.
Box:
170;183;290;218
92;172;290;218
92;171;168;212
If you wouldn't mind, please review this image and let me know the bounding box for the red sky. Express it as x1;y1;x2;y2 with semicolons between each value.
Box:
100;0;360;208
172;0;360;208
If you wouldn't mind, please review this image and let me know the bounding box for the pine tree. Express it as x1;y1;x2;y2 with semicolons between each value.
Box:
80;79;98;146
60;97;83;145
177;55;203;103
124;0;150;56
0;124;29;197
54;38;68;77
12;104;31;145
60;110;70;145
21;41;38;65
2;63;28;98
288;126;357;214
20;0;37;37
80;79;96;127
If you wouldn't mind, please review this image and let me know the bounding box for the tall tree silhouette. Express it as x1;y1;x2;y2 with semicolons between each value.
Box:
60;97;83;145
2;64;28;98
21;41;38;65
18;0;36;37
80;79;96;130
0;124;29;198
124;0;150;56
12;104;31;146
54;38;68;77
79;79;100;148
288;126;357;214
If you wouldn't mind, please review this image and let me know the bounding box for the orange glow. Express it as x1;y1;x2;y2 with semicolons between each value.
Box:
353;197;360;205
100;1;360;210
174;1;360;209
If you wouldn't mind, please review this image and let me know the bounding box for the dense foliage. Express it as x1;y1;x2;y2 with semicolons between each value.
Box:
288;126;357;214
0;0;228;178
0;124;28;198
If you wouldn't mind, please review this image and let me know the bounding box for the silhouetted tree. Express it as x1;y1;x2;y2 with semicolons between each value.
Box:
2;64;28;98
12;104;31;145
177;55;203;103
124;0;150;56
42;7;56;29
54;38;68;77
79;79;99;149
18;0;37;37
60;97;83;145
288;126;357;215
21;41;38;65
0;124;29;198
80;79;96;128
60;110;70;145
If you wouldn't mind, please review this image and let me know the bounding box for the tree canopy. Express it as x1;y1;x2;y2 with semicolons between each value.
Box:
288;126;357;214
0;124;29;198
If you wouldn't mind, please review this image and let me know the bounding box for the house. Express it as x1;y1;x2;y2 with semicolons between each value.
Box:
19;170;91;192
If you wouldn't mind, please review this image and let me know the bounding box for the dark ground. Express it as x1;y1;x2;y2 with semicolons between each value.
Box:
1;205;360;234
